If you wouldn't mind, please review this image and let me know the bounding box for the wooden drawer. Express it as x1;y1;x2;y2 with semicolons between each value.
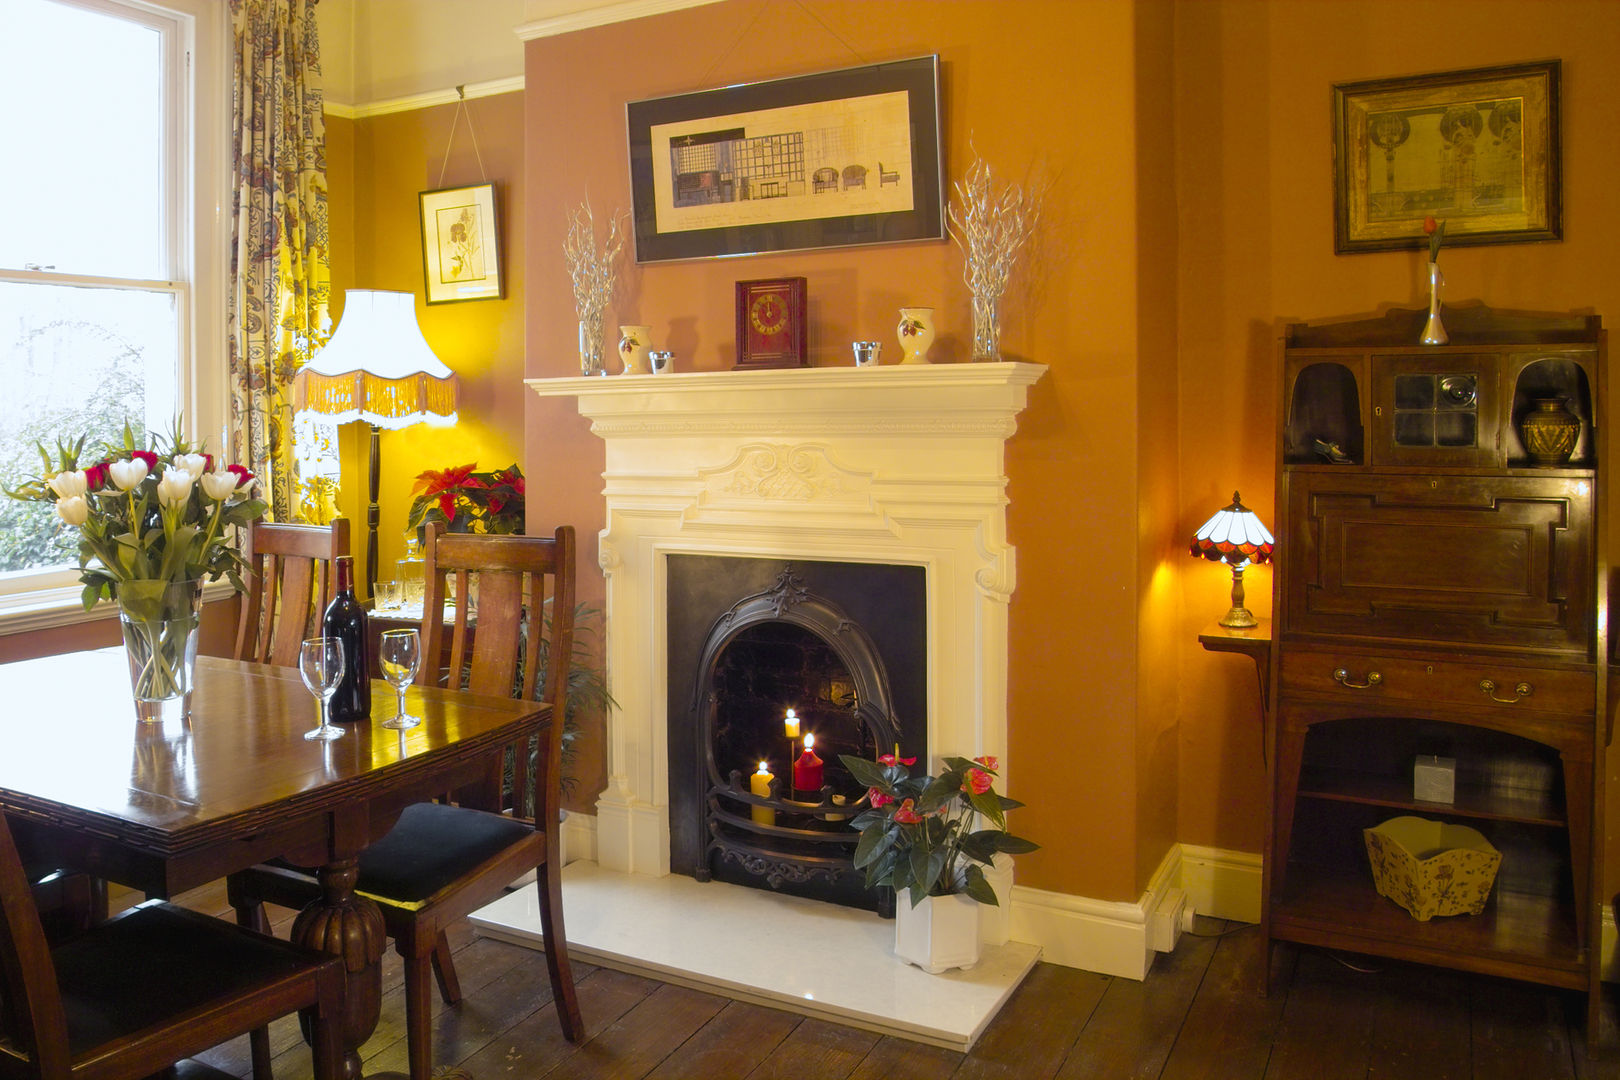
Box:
1280;646;1596;714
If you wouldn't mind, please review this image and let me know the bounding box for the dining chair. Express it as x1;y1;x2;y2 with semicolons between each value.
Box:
229;522;585;1080
0;811;345;1080
234;517;351;667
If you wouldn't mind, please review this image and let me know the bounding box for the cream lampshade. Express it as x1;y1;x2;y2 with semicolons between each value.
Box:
1190;491;1275;628
292;290;458;594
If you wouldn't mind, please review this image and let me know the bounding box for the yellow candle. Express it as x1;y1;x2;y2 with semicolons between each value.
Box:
784;708;800;739
750;761;776;826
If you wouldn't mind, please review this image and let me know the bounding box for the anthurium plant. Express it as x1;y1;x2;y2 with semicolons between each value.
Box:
840;752;1038;908
4;423;265;612
406;463;524;541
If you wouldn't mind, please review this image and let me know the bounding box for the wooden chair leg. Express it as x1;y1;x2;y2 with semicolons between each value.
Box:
431;929;462;1004
249;1025;275;1080
308;984;345;1080
537;862;584;1042
404;945;436;1080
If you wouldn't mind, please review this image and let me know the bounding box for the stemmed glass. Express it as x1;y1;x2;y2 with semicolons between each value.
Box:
299;637;347;741
379;629;422;730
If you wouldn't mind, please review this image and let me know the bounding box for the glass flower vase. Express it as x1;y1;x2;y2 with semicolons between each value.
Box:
579;316;606;376
118;579;203;723
971;293;1002;361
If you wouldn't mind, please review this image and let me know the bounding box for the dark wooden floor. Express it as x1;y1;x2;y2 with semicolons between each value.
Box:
135;881;1620;1080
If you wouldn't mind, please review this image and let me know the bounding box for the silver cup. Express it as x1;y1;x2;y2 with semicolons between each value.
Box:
648;350;674;374
852;340;883;367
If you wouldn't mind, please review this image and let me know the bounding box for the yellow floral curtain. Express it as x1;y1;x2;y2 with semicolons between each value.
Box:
228;0;330;522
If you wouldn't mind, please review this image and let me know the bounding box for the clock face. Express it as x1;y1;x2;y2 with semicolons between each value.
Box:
749;292;788;336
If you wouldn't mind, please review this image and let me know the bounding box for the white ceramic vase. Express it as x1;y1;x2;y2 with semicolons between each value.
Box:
893;891;981;973
896;307;936;364
618;324;652;375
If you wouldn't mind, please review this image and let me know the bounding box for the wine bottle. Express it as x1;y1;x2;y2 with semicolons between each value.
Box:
323;555;372;722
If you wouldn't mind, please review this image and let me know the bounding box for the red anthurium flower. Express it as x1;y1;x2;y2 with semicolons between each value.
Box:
892;799;922;824
131;450;158;470
869;788;893;808
877;753;918;767
963;768;994;795
973;755;999;771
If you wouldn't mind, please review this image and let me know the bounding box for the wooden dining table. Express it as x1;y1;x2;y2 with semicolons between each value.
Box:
0;648;549;1080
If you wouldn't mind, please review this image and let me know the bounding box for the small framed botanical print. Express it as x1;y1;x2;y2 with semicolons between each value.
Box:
734;277;808;369
419;182;504;304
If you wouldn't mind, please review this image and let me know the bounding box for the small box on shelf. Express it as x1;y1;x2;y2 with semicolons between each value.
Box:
1413;754;1456;804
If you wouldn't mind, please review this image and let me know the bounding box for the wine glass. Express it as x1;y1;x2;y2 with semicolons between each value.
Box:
299;637;347;741
379;629;422;730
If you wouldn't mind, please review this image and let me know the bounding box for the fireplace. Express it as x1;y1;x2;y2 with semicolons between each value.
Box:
525;363;1045;882
667;555;926;910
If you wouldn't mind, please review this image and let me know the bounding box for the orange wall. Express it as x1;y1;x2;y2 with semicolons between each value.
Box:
326;92;529;596
1173;0;1620;898
521;0;1147;899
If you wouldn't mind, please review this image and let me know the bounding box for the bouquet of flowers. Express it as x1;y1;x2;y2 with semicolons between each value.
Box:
5;424;265;714
406;463;525;541
840;751;1038;907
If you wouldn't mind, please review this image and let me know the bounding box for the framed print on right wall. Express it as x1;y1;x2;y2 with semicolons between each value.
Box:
1332;61;1560;254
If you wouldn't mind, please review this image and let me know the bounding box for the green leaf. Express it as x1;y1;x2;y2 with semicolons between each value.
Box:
839;754;889;790
852;825;895;870
995;833;1040;854
968;787;1007;830
80;582;100;611
963;863;999;906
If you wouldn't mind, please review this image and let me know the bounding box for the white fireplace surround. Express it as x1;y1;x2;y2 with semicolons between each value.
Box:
526;363;1045;877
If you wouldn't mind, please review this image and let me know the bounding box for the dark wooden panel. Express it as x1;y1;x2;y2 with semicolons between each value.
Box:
1282;474;1594;655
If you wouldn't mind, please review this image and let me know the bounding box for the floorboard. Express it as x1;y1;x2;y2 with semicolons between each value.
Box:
126;882;1620;1080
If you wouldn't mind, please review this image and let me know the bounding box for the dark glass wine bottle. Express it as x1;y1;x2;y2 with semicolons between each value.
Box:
323;555;371;722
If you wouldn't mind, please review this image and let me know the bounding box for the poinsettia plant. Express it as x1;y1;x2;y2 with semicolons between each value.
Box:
4;423;265;611
406;463;524;541
840;752;1038;908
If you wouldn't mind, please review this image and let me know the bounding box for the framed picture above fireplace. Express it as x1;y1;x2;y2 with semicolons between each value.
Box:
626;55;945;263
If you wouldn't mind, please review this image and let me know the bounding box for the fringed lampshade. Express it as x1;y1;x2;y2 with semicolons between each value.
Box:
292;290;458;594
1190;491;1275;628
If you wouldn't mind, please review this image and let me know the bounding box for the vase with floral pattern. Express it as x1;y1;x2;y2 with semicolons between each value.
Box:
618;325;652;375
896;307;936;364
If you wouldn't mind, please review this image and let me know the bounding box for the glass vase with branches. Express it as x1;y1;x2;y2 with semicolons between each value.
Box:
562;200;624;376
946;152;1044;362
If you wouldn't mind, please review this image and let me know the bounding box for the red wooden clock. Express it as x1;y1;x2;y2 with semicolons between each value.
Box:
734;277;808;370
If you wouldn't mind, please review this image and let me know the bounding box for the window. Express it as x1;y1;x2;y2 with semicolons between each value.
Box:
0;0;225;625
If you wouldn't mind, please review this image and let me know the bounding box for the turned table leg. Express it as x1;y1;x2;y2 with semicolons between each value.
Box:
291;856;388;1080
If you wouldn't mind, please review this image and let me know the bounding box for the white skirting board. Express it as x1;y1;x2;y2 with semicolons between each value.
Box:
471;862;1041;1051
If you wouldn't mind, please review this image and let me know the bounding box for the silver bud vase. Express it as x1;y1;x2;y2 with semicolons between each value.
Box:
1420;262;1447;345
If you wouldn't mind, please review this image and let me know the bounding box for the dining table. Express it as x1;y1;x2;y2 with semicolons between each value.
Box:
0;647;550;1080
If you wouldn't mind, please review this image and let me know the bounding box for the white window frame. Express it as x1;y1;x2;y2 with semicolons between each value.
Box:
0;0;229;632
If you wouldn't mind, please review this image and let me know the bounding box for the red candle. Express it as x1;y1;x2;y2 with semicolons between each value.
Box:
793;732;824;794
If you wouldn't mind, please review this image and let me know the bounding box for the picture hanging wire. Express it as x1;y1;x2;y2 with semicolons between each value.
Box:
437;85;489;189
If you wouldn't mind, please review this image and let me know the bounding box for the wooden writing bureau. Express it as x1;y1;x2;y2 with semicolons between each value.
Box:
1263;306;1608;1036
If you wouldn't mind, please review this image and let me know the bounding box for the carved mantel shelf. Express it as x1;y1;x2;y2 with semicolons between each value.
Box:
525;361;1046;877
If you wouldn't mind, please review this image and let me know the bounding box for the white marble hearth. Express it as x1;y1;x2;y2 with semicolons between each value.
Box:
470;862;1041;1051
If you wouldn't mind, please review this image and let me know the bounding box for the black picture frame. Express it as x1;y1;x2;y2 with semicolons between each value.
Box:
627;56;944;264
1332;61;1561;254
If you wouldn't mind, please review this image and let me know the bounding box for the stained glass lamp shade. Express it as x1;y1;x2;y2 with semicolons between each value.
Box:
292;290;458;594
1190;491;1275;628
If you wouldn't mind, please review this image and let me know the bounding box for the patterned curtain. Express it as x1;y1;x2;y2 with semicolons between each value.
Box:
228;0;330;522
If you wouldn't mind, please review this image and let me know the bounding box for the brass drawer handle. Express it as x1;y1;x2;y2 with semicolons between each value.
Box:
1480;679;1533;704
1332;667;1382;689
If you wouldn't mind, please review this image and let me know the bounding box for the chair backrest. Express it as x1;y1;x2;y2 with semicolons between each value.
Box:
416;522;576;822
0;813;75;1076
234;518;351;667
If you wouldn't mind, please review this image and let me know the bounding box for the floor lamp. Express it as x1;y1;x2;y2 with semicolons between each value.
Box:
292;290;458;596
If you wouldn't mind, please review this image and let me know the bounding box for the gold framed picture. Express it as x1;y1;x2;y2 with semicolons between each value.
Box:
419;182;504;304
1332;61;1560;254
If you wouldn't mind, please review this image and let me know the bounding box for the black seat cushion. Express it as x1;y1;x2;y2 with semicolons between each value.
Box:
51;901;324;1056
353;802;534;906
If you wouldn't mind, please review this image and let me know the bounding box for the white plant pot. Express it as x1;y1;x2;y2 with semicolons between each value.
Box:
894;891;981;974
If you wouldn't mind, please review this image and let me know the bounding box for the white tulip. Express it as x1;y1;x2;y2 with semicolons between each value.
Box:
48;471;88;499
56;494;89;526
176;453;209;476
200;468;239;501
109;459;149;491
157;468;195;508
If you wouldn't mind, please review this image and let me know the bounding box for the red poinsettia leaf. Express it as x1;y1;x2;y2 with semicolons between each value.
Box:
438;491;458;520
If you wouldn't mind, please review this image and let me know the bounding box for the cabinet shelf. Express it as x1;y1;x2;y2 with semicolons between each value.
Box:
1297;768;1565;828
1271;860;1584;990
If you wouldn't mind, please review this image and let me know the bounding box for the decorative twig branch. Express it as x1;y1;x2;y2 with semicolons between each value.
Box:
945;151;1044;360
562;199;625;323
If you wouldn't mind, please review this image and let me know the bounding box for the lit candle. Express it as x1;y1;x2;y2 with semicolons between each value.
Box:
793;732;824;795
784;708;800;739
750;761;776;826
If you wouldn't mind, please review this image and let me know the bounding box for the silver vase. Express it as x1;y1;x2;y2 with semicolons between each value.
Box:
1420;262;1447;345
